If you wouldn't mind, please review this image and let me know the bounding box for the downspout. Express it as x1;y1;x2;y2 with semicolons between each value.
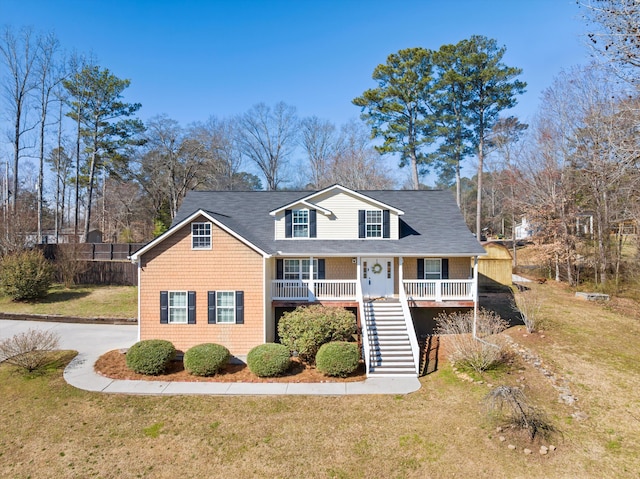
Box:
136;257;141;342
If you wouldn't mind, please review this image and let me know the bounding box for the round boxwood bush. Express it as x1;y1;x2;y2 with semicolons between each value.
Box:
316;341;360;377
125;339;176;375
183;343;230;376
247;343;291;377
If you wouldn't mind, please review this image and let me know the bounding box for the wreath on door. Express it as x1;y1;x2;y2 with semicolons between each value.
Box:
371;262;383;274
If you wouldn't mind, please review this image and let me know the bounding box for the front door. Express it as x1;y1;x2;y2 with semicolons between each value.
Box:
361;257;393;299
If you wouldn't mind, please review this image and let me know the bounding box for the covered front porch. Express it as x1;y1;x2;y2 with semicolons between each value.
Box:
270;255;479;378
271;256;477;305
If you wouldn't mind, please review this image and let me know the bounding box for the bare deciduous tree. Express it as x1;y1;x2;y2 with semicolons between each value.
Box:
0;26;39;213
237;102;298;191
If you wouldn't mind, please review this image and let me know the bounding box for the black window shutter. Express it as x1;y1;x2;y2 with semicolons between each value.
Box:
442;259;449;279
207;291;216;324
187;291;196;324
358;210;365;238
276;259;284;279
317;259;325;279
160;291;168;324
383;210;390;238
235;291;244;324
309;209;317;238
285;209;292;238
417;259;424;279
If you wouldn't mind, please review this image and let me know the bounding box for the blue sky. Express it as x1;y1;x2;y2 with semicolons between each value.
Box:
2;0;592;185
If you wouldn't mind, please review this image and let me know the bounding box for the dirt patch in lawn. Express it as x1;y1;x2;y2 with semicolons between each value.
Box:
94;350;366;383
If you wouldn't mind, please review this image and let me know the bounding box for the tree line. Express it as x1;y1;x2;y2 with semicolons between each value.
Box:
1;2;639;291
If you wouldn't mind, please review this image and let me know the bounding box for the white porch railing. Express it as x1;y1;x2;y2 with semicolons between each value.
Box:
271;280;357;301
399;281;420;375
403;279;474;302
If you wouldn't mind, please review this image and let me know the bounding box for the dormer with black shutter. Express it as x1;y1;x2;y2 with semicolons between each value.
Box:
270;185;403;241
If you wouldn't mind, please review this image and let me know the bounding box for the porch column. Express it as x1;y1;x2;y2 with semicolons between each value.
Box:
308;256;315;302
398;256;404;297
472;255;479;339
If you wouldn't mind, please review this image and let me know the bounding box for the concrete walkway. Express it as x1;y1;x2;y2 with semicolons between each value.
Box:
0;319;421;396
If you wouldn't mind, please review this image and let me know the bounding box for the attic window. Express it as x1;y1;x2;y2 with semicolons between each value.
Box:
192;222;212;249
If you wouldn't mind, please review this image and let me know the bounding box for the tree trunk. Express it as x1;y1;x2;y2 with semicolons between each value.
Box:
476;136;484;241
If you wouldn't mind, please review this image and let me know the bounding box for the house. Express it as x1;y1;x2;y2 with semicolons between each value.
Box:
514;217;534;241
130;185;486;377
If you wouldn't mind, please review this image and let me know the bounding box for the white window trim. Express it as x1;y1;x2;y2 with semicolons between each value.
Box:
292;209;309;238
366;210;383;238
192;222;212;250
424;258;442;280
283;258;319;280
168;291;188;324
216;291;236;324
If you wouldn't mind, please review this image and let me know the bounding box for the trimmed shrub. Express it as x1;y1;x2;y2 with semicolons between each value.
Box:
0;328;60;372
278;305;356;363
247;343;291;377
316;341;360;377
0;249;54;301
125;340;176;375
183;343;230;376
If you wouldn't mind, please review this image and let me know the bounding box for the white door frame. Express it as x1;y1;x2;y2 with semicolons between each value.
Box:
361;257;393;299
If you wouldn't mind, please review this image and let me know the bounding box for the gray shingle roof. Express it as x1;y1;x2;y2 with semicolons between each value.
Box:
173;188;486;257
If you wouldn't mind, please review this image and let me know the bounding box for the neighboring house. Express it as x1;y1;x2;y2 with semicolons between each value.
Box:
130;185;486;377
25;228;103;245
514;217;534;241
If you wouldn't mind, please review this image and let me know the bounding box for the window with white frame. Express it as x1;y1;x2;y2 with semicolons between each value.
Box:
283;259;319;280
424;259;442;280
292;209;309;238
168;291;188;323
366;210;382;238
216;291;235;323
191;222;212;249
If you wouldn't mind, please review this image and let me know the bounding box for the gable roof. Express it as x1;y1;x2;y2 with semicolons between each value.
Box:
269;184;404;216
130;209;270;261
151;187;485;258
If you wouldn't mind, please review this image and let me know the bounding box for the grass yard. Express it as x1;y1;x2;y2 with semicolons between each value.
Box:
1;281;640;478
0;284;137;319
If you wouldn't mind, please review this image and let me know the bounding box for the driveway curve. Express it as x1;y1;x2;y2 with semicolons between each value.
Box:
0;319;421;395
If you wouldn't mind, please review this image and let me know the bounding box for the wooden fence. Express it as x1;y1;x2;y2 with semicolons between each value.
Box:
38;243;144;286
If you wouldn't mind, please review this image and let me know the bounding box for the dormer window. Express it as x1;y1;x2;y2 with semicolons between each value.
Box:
366;210;382;238
285;209;317;238
293;209;309;237
359;209;390;239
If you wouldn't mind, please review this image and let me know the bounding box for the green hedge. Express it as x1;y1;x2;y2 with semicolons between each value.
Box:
277;305;356;363
125;340;176;375
316;341;360;377
247;343;291;377
183;343;230;376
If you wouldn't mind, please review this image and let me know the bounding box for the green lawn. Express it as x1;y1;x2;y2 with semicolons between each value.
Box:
1;281;639;477
0;284;137;318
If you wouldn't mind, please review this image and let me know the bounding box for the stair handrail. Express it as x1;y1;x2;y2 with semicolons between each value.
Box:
399;284;420;376
356;280;370;376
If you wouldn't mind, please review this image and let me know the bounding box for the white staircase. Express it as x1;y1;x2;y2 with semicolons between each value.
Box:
363;300;416;377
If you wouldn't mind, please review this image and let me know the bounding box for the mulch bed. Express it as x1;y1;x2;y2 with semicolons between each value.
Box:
94;350;366;383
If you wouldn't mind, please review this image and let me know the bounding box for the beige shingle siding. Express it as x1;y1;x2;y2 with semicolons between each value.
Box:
139;215;264;355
